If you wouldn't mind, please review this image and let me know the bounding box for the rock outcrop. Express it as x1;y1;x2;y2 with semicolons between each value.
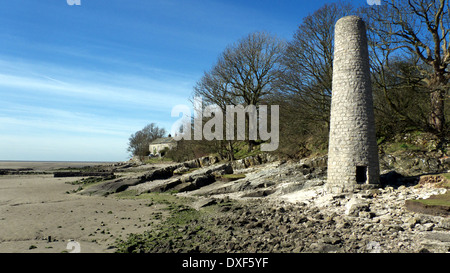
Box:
117;182;450;253
79;152;450;253
379;152;449;176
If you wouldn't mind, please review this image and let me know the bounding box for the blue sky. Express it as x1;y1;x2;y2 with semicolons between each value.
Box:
0;0;367;162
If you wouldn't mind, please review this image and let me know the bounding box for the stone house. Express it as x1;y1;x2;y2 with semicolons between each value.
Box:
149;135;177;156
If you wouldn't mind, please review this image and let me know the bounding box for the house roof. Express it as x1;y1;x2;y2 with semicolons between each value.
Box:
149;137;176;145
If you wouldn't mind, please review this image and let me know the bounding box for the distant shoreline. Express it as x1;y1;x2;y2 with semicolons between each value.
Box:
0;160;119;172
0;160;117;163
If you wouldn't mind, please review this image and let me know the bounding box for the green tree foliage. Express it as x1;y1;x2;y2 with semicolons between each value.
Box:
127;123;166;160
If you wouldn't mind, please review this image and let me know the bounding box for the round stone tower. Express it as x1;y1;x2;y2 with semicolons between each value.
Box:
326;16;380;193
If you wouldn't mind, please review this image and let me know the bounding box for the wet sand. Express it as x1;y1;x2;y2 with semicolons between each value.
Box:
0;161;165;253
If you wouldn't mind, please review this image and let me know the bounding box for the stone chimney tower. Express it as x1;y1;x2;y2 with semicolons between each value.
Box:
326;16;380;193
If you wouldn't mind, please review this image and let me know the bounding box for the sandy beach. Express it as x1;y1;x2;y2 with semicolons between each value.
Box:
0;161;164;253
3;159;450;254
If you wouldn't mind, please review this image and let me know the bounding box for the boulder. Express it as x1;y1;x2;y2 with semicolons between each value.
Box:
173;166;190;175
199;156;213;167
380;152;448;176
139;177;182;193
193;174;216;188
174;174;216;193
80;177;142;196
345;197;370;216
192;198;217;210
174;182;198;192
80;163;181;196
299;156;328;168
184;159;200;168
420;232;450;253
231;159;246;170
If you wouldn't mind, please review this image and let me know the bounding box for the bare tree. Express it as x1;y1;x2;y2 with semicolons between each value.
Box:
195;31;285;107
269;2;354;158
363;0;450;136
193;31;285;154
127;123;166;160
277;2;354;128
370;55;432;136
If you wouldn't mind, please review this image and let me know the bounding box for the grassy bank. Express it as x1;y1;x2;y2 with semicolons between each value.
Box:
112;191;234;253
406;173;450;214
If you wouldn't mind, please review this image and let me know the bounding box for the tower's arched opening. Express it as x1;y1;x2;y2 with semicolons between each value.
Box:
356;166;367;184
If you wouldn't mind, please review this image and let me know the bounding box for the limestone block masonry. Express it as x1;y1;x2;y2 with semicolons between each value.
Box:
327;16;380;193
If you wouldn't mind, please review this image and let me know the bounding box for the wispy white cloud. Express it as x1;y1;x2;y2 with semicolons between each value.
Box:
1;0;308;161
0;109;136;137
0;57;194;161
0;65;192;111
